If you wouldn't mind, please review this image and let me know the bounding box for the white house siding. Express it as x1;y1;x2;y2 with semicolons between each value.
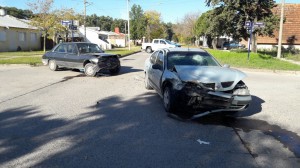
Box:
0;27;41;51
78;27;111;50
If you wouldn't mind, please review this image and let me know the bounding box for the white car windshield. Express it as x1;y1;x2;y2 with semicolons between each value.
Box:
165;40;175;45
167;52;220;69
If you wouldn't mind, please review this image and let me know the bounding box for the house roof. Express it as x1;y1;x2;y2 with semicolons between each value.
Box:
0;15;37;30
257;4;300;45
85;27;124;36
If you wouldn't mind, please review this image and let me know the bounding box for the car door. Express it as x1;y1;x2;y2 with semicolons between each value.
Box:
152;39;159;51
149;50;164;92
157;40;167;50
64;44;82;68
148;51;159;89
52;44;68;66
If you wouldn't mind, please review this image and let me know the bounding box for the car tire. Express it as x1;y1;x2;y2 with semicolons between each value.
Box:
146;47;152;53
145;72;153;90
163;86;177;113
109;65;121;74
49;60;58;71
84;63;97;77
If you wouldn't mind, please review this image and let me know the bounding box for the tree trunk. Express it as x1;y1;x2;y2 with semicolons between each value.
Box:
212;38;217;49
251;33;257;53
43;35;46;53
251;17;258;53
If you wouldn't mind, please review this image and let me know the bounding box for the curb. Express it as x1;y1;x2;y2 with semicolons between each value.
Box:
119;51;141;58
234;67;300;75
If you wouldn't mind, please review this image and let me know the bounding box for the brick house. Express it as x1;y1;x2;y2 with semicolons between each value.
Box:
243;4;300;50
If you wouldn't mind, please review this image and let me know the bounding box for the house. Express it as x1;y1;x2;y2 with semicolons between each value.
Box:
78;26;126;50
242;4;300;50
0;9;41;52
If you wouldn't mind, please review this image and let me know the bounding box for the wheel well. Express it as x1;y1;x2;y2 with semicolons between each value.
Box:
146;46;151;49
162;81;172;93
83;60;91;67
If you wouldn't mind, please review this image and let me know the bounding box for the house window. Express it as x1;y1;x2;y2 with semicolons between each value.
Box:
0;31;6;41
31;33;37;42
19;32;26;42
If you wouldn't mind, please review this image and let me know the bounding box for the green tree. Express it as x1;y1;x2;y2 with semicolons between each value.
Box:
173;12;199;44
163;22;174;41
205;0;279;51
27;0;58;52
130;4;146;45
86;15;113;31
144;10;166;41
0;6;34;19
55;8;79;42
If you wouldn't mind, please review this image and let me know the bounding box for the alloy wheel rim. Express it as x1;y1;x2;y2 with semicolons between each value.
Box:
86;66;94;75
50;61;55;70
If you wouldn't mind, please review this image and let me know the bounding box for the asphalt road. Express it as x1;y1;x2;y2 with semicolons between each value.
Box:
0;52;300;168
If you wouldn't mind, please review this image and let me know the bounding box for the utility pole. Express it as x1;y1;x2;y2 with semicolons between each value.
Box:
277;0;285;58
84;0;87;41
127;0;131;50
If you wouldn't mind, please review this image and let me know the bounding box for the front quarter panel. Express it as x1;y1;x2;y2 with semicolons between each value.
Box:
162;70;184;91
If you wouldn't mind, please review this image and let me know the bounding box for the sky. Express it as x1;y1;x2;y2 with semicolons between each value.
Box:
0;0;299;23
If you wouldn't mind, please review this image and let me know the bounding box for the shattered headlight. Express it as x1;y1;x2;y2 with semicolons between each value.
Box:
90;58;99;63
233;88;250;95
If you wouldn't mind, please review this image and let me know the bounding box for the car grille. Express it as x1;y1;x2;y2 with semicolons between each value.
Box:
99;56;119;62
221;81;234;88
203;83;215;90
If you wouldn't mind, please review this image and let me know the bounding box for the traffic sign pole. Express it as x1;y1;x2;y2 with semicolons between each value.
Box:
247;22;253;61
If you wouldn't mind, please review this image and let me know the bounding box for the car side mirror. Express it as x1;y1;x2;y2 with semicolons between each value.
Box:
223;64;230;68
152;64;161;70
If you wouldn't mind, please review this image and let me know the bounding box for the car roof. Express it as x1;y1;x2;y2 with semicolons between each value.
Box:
59;42;97;45
163;48;207;53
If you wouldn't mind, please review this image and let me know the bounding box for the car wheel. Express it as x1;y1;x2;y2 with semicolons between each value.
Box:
146;47;152;53
145;72;153;90
109;65;121;74
49;60;58;71
84;63;97;77
163;86;176;113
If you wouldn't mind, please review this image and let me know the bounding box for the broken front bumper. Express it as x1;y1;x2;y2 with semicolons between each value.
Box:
179;88;252;112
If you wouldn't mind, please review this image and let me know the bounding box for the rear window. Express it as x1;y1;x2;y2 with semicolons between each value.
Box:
167;52;220;69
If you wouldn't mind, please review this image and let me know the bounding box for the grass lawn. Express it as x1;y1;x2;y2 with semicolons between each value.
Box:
206;49;300;71
106;46;141;56
0;47;141;65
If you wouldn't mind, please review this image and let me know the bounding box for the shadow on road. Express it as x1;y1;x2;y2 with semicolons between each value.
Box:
0;93;299;167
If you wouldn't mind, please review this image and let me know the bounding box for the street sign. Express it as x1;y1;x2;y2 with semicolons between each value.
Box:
254;22;265;28
61;20;72;26
245;21;252;27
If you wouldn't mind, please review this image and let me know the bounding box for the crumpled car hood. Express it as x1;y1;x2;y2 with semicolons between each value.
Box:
174;65;246;90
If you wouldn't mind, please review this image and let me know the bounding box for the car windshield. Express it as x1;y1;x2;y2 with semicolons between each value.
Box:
77;43;104;54
167;52;220;69
165;40;173;44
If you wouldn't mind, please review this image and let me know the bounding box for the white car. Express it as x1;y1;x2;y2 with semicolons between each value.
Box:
144;48;252;118
141;39;180;53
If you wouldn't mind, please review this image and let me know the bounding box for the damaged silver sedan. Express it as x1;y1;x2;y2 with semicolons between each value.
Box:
144;48;251;118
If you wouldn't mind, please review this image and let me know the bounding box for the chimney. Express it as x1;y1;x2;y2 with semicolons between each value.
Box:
115;27;120;34
0;9;6;16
